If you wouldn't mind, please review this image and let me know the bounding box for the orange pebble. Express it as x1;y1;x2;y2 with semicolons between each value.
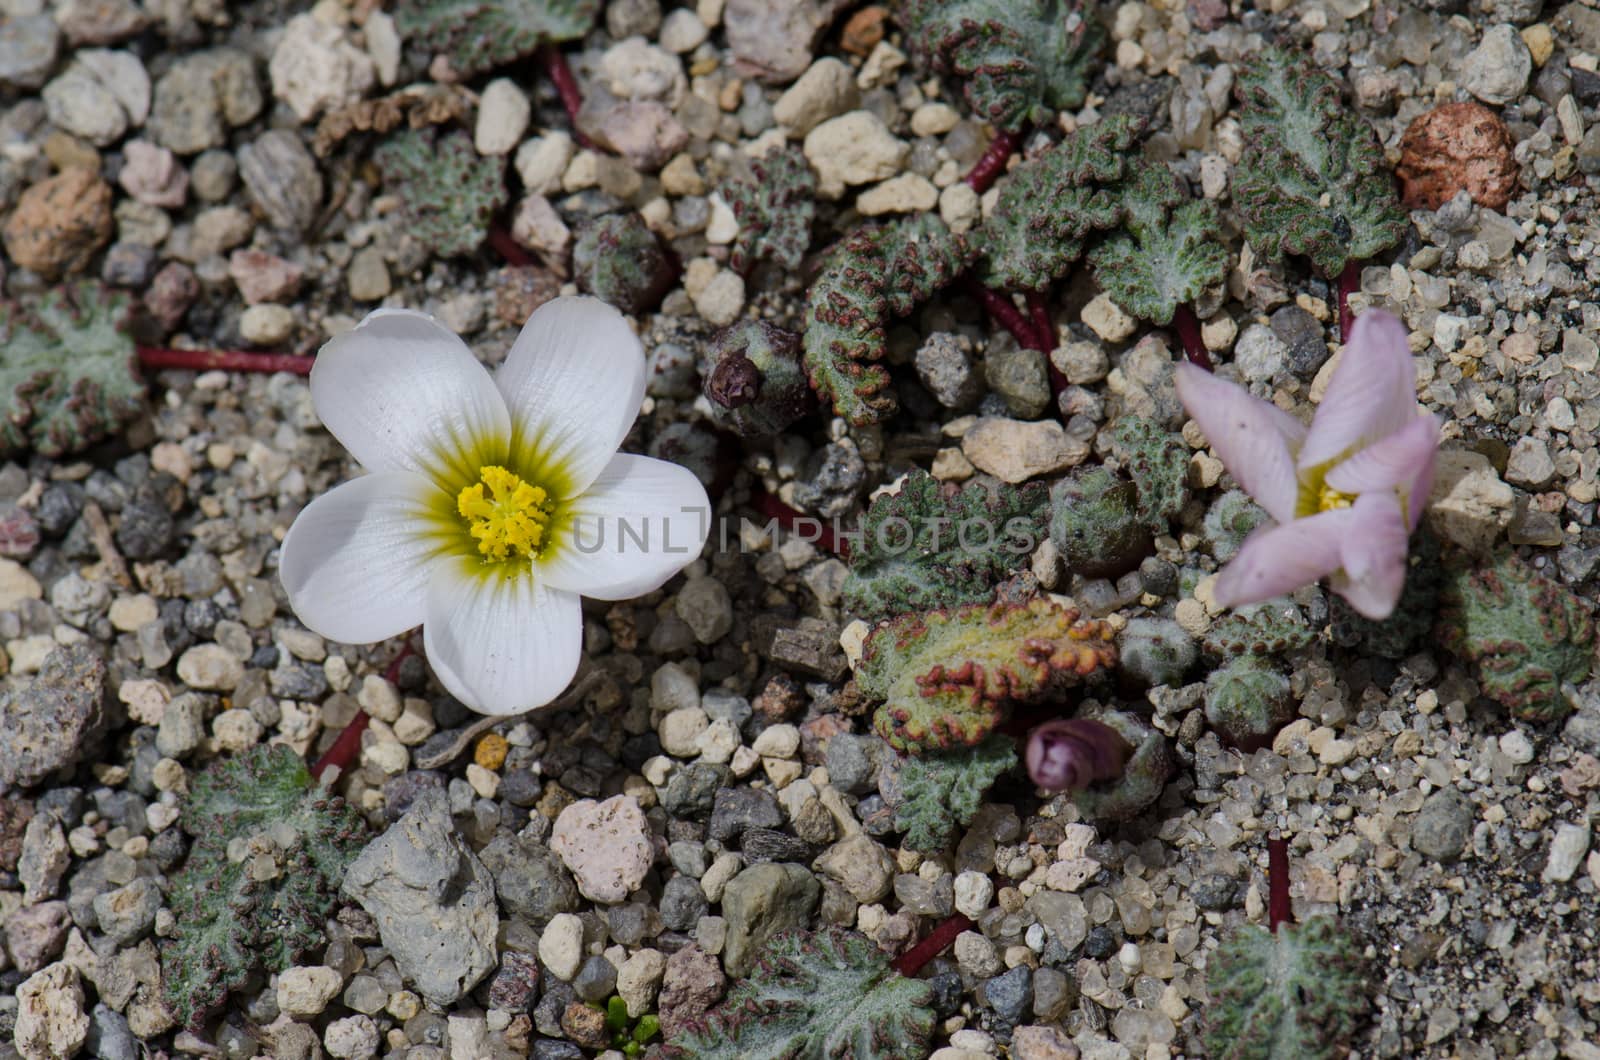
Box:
474;732;509;771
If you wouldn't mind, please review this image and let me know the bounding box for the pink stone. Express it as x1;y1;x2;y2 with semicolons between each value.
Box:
229;248;304;304
549;795;653;904
118;140;187;208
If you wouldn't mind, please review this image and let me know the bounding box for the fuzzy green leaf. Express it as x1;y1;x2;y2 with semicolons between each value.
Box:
0;281;144;458
373;128;508;258
1203;917;1372;1060
803;215;970;425
161;745;368;1029
1438;550;1596;723
1232;47;1406;277
393;0;599;77
842;470;1048;622
895;736;1016;851
719;146;818;275
1089;161;1228;325
900;0;1104;134
661;928;935;1060
970;115;1137;292
860;597;1117;753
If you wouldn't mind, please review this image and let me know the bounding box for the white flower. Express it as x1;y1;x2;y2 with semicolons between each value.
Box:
280;297;711;715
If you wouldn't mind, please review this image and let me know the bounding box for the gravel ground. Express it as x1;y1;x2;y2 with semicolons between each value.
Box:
1;1;1599;1059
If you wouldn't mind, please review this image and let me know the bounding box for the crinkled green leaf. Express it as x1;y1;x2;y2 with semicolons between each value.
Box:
1089;161;1228;325
373;128;507;259
394;0;599;77
895;736;1016;851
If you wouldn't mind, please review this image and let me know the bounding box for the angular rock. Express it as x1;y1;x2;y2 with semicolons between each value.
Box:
0;644;109;789
719;862;821;976
15;962;90;1060
342;789;499;1006
238;129;324;233
961;418;1090;483
725;0;849;83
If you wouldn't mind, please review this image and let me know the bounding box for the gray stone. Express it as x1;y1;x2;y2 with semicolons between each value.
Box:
0;644;109;789
1032;967;1077;1022
1460;24;1532;105
18;815;70;901
92;878;161;944
708;786;783;842
675;577;733;644
1504;437;1556;489
659;875;709;931
572;954;618;1003
0;15;59;90
719;862;820;976
155;692;208;759
791;442;865;518
479;832;578;924
916;332;982;409
1026;890;1088;952
341;789;499;1005
1411;790;1473;862
660;762;728;818
148;48;262;154
1233;323;1287;381
86;1003;138;1060
985;345;1051;419
724;0;849;83
824;733;880;796
1542;819;1590;883
43;68;127;146
984;964;1033;1025
1269;305;1328;378
238;129;323;233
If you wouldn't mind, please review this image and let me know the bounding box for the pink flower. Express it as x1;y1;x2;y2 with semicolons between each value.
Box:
1175;310;1440;619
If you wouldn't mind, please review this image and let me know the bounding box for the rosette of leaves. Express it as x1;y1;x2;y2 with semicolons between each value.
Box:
1203;489;1268;563
803;215;971;425
0;280;144;458
372;128;507;259
1232;47;1406;278
717;146;817;276
161;744;368;1029
1203;916;1372;1060
858;596;1116;753
842;470;1048;622
661;928;935;1060
573;213;675;315
700;320;812;437
899;0;1105;134
599;996;660;1057
1105;414;1190;533
1088;160;1228;326
1048;466;1151;579
393;0;599;77
1069;705;1173;822
969;115;1137;292
1201;600;1317;658
1205;655;1294;752
1437;550;1596;723
894;735;1017;851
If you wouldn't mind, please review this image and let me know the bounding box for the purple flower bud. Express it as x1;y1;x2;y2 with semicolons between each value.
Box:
1025;718;1131;793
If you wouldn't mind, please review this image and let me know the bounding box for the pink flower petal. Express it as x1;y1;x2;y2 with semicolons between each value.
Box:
1322;413;1441;498
1213;511;1349;609
1332;491;1410;619
1175;363;1305;523
1299;310;1419;471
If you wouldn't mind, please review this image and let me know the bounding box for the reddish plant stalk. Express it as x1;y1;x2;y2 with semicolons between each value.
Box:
1170;305;1212;371
538;44;594;149
487;226;535;267
752;488;845;558
964;280;1048;353
137;347;312;376
310;641;415;782
1026;292;1069;402
1336;260;1361;342
1267;835;1292;933
893;913;975;977
964;130;1020;195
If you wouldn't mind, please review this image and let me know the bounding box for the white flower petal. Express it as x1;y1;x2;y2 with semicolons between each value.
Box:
1299;310;1418;471
423;560;583;715
280;471;445;644
541;453;712;600
1175;363;1306;523
312;309;511;481
496;297;647;497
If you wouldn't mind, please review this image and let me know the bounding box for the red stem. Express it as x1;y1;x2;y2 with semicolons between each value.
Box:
538;44;594;149
1336;261;1361;342
1025;292;1068;404
310;640;415;782
963;279;1048;353
964;130;1020;195
1170;305;1212;371
1267;836;1291;933
893;913;975;977
752;489;845;558
137;347;312;375
487;226;535;267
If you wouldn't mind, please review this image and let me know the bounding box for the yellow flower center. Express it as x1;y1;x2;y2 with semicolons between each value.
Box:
456;466;552;562
1316;482;1356;512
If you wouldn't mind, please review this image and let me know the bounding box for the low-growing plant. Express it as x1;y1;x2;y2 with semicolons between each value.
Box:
160;744;368;1029
372;128;507;259
662;928;935;1059
573;213;676;315
895;735;1017;851
717;146;817;277
393;0;598;77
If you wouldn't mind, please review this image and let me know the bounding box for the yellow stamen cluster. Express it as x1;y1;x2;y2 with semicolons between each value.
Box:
457;466;552;562
1316;482;1356;512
